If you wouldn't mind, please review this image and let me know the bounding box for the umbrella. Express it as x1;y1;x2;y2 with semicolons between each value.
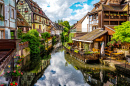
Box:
101;41;105;56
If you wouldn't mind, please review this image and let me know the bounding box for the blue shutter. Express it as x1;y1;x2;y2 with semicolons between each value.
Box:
10;7;12;18
5;5;8;20
14;9;16;19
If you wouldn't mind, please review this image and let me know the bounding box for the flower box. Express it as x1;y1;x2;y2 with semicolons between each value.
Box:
25;11;28;13
20;3;23;5
10;81;18;86
0;15;4;21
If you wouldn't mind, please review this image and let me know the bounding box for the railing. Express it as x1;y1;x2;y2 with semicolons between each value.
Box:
64;47;100;63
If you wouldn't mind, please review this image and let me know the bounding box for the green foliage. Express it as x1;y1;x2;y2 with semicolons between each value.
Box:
74;49;79;53
69;33;74;43
21;30;41;62
41;32;51;41
84;51;93;54
84;44;89;52
52;36;56;46
18;29;23;39
112;21;130;43
43;55;51;60
59;21;70;29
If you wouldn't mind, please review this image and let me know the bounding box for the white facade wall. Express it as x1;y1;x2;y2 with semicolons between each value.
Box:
82;15;89;32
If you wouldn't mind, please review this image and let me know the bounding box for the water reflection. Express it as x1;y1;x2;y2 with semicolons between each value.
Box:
35;51;90;86
65;51;130;86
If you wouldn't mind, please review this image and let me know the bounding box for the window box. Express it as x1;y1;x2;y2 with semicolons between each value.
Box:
20;3;23;5
25;11;28;13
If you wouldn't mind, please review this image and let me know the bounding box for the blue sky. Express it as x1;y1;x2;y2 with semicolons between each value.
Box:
34;0;99;25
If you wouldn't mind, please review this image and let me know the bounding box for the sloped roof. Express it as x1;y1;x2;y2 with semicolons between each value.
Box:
73;29;107;42
51;22;63;30
17;11;31;27
104;25;117;32
17;0;49;19
103;4;125;11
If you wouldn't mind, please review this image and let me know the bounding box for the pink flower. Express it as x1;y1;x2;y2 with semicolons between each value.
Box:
13;70;16;73
19;71;21;73
21;72;23;75
7;71;10;73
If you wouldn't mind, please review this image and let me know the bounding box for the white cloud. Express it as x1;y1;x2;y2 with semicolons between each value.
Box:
33;0;92;25
32;0;99;25
75;4;83;7
63;4;92;25
91;0;100;5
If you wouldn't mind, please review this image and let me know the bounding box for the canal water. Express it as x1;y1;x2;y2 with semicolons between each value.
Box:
1;44;130;86
33;46;130;86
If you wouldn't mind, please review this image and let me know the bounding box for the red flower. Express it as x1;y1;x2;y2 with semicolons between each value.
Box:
10;83;13;85
15;82;18;85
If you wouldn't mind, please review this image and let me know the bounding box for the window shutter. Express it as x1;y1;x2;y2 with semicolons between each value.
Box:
10;7;12;18
5;5;8;20
14;9;16;19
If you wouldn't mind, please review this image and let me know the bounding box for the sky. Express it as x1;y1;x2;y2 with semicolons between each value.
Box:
33;0;100;25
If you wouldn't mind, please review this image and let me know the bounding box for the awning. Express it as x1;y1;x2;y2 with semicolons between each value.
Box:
72;29;107;43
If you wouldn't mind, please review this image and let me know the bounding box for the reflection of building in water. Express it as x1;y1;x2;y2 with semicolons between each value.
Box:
20;59;50;86
65;52;130;86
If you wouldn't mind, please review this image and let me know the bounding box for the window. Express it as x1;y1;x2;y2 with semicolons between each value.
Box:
33;24;35;29
11;9;14;18
0;30;4;39
39;25;41;29
0;4;3;16
21;1;23;3
18;9;21;11
25;8;28;11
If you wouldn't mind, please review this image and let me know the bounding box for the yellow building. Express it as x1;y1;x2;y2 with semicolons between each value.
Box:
17;0;51;33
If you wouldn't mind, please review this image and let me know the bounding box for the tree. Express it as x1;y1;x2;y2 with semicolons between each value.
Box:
59;21;70;29
52;36;56;46
112;21;130;43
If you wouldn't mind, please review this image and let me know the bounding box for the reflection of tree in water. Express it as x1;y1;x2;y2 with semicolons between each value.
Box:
64;52;130;86
20;58;50;86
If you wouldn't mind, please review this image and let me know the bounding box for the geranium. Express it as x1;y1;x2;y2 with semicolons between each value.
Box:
10;81;18;86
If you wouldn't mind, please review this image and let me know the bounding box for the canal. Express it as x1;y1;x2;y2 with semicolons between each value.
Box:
1;44;130;86
20;44;130;86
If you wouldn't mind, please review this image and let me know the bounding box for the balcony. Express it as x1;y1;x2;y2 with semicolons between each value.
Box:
104;13;127;21
92;19;98;25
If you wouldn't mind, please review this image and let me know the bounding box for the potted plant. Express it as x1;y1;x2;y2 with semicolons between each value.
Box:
117;14;120;16
0;14;4;21
110;14;113;16
120;14;124;16
10;81;18;86
114;14;116;16
124;13;127;16
105;13;109;16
